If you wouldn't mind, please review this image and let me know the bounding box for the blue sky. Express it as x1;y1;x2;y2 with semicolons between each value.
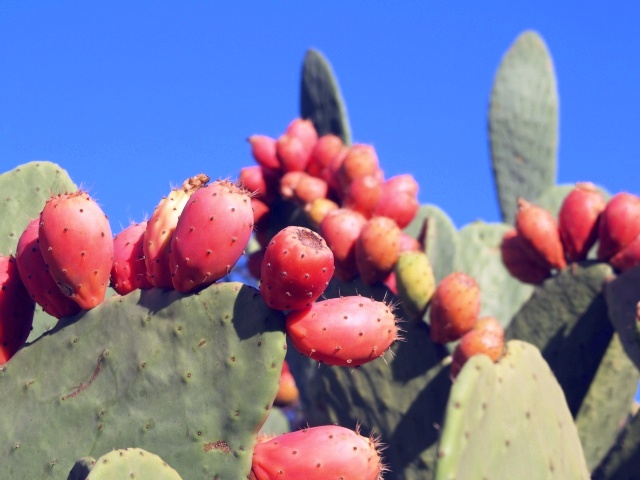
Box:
1;2;639;232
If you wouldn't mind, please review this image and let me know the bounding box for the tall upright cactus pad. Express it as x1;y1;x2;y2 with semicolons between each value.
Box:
506;262;613;415
0;282;286;479
0;162;78;342
300;48;352;145
78;448;183;480
592;408;640;479
435;341;590;479
489;30;559;224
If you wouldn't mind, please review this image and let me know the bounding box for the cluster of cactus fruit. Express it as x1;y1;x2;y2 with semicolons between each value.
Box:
3;30;640;480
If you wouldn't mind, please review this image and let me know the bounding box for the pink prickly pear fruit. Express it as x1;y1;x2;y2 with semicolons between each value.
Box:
279;171;305;201
337;144;383;194
110;222;153;296
384;174;419;197
373;190;419;229
247;249;266;281
558;182;606;262
285;118;318;155
500;229;551;285
515;198;567;270
294;174;329;205
320;208;367;281
355;216;402;285
248;135;281;170
276;134;311;173
429;272;481;344
144;174;210;288
286;296;398;367
398;232;421;253
0;255;35;364
274;360;300;407
15;218;81;319
343;174;384;218
325;147;350;199
304;197;339;229
450;316;505;380
609;234;640;272
307;134;345;179
597;192;640;261
39;191;114;310
170;180;254;293
382;270;398;295
260;226;335;311
250;425;384;480
239;165;278;203
251;198;271;226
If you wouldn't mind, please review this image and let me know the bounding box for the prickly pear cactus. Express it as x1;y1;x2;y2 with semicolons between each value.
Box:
592;406;640;479
300;48;351;145
0;282;286;479
79;448;182;480
435;340;590;479
489;30;559;224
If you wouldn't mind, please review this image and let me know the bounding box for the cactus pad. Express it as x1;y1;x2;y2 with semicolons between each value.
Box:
81;448;182;479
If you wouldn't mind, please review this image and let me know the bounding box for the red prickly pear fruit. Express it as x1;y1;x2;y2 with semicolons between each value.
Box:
304;197;339;229
558;182;606;262
251;198;271;226
337;144;383;194
0;255;35;364
450;316;505;380
279;171;305;201
320;208;367;281
307;133;345;179
609;234;640;272
500;229;551;285
286;296;398;367
250;425;384;480
384;174;419;197
274;360;299;407
355;216;402;285
247;248;266;281
343;174;384;218
597;192;640;261
239;165;278;203
398;232;421;253
294;174;328;205
39;191;114;310
515;198;567;270
144;174;210;288
260;226;335;311
373;190;419;229
276;134;311;172
15;218;82;319
110;222;153;295
170;180;254;293
429;272;481;344
248;135;281;170
285;118;318;154
383;270;398;295
325;147;350;198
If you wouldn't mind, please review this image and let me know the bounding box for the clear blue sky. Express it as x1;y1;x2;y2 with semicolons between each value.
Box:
1;2;639;232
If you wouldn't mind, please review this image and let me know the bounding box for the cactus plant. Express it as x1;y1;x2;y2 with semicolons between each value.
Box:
74;448;183;480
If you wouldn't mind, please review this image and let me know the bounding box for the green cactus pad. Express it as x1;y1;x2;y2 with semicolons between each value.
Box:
454;221;534;328
81;448;182;480
488;30;559;224
300;48;352;145
0;282;286;479
506;262;613;415
592;407;640;479
575;332;639;471
435;340;589;479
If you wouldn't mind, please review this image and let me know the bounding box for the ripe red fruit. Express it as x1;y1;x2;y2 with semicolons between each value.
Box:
250;425;384;480
597;192;640;261
450;316;505;379
285;118;318;155
248;135;280;170
609;234;640;272
0;255;35;364
170;180;254;293
39;191;114;310
320;208;367;281
15;218;81;319
343;174;383;218
110;222;153;295
355;216;402;285
286;296;399;367
500;229;551;285
274;360;300;407
558;182;606;262
239;165;279;203
429;272;481;344
515;198;567;270
260;226;335;311
307;134;345;180
337;144;383;194
277;134;311;172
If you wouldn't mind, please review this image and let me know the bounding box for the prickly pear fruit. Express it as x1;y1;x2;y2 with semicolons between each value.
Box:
15;218;81;319
110;222;153;295
500;229;551;284
398;232;421;253
343;174;383;218
274;360;300;406
450;316;505;379
355;216;401;285
597;192;640;260
286;295;398;367
558;182;606;262
373;175;420;228
320;209;367;281
169;180;254;293
248;135;281;170
281;172;328;205
250;425;384;480
383;270;398;295
307;133;346;182
240;165;278;203
383;174;419;196
0;255;35;364
609;234;640;272
429;272;481;344
515;198;567;270
260;226;334;311
277;134;310;172
144;174;210;288
337;144;383;194
285;118;318;155
304;197;339;229
395;250;436;320
39;191;114;310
